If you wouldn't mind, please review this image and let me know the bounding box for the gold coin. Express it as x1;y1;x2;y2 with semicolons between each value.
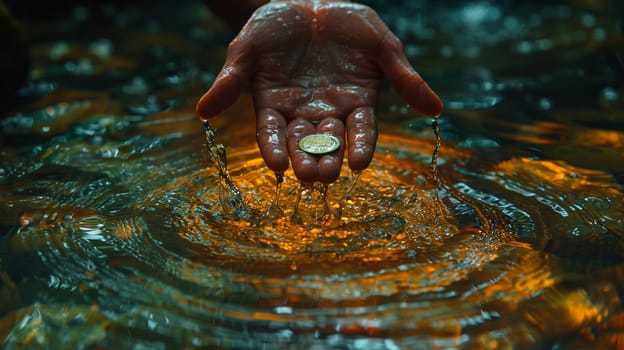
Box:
298;134;341;155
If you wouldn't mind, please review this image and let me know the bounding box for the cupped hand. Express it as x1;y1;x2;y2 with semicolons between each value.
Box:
197;0;443;184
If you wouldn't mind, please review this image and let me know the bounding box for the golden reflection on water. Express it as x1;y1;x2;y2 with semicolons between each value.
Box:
1;90;623;348
1;107;623;348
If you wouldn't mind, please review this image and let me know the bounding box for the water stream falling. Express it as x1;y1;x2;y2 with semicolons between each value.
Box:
202;119;414;228
429;118;442;188
202;120;255;223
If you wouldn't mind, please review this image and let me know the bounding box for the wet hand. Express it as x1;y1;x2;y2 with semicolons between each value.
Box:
197;0;443;184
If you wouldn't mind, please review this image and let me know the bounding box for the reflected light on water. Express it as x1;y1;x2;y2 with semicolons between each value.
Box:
1;0;623;348
2;114;621;348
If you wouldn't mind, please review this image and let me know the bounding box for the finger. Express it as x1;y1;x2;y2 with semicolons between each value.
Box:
196;68;246;120
346;106;377;171
315;117;346;184
378;31;443;117
256;108;289;173
196;26;255;120
287;119;317;184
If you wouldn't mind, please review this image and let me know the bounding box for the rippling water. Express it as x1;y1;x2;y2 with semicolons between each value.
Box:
1;0;623;349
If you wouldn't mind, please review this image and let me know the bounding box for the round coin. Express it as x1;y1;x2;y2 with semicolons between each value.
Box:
298;134;341;155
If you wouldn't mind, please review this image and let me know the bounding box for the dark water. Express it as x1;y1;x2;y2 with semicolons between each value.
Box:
1;1;623;349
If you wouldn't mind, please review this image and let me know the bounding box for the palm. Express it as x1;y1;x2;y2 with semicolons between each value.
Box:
197;1;443;183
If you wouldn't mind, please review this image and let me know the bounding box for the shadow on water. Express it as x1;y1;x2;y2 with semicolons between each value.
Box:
1;0;623;349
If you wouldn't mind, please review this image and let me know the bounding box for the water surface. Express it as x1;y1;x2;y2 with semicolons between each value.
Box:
1;0;623;349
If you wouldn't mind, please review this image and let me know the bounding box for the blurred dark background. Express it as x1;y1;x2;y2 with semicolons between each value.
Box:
1;0;622;116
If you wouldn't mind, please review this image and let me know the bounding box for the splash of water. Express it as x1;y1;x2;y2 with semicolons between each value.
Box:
202;115;445;228
202;120;255;223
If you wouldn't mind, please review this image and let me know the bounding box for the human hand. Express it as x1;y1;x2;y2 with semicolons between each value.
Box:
197;0;443;184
